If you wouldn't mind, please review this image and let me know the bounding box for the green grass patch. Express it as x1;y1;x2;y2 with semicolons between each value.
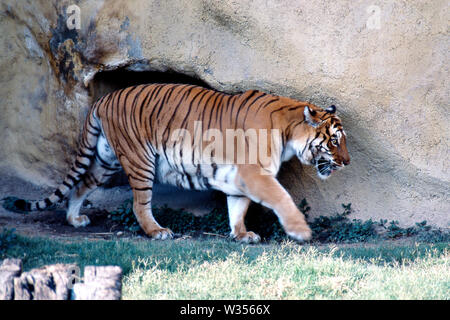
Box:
2;235;449;299
0;228;17;258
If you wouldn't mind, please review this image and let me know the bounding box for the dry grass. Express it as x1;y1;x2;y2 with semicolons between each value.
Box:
3;234;448;300
122;241;449;300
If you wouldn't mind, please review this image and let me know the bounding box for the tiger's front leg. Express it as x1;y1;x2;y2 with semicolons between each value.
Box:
227;195;261;243
120;155;173;240
237;165;312;242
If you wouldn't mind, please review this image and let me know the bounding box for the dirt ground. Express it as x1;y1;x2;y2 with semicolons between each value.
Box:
0;182;130;240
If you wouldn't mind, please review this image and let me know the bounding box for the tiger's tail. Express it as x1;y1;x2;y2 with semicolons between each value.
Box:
5;104;102;213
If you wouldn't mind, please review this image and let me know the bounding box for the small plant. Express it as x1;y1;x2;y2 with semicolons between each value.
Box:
298;198;311;218
384;220;417;239
154;205;232;236
0;228;17;258
299;200;449;244
308;203;378;243
108;198;449;244
197;207;231;235
154;205;206;235
341;203;352;216
108;199;140;232
379;219;449;243
415;228;450;243
108;200;231;236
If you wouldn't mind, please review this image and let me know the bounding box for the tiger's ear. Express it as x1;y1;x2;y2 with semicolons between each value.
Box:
326;105;336;114
304;106;322;128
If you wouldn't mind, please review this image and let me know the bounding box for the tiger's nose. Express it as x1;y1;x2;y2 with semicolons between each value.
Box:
343;158;350;166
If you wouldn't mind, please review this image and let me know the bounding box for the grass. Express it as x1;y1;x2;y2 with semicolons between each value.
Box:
0;228;17;258
3;234;449;299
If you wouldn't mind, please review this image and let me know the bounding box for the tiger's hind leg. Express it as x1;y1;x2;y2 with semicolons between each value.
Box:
66;134;121;228
65;161;120;227
227;195;261;243
120;154;173;240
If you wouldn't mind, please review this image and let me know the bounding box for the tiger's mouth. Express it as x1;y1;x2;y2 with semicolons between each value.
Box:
314;157;339;179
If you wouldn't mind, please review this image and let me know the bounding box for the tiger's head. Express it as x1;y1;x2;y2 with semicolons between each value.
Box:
289;104;350;180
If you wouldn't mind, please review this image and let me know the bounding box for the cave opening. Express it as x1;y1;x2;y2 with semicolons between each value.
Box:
88;69;220;215
89;69;212;102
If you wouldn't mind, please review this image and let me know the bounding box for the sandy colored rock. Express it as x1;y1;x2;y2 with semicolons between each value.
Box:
72;266;122;300
0;258;22;300
0;0;448;227
13;264;77;300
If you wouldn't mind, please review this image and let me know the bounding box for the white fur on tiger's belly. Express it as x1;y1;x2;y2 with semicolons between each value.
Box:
208;165;243;195
156;158;243;195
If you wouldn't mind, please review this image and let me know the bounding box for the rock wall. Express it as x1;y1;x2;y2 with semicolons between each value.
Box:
0;0;448;226
0;259;122;300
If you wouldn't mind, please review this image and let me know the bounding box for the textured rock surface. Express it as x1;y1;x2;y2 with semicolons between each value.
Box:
0;0;448;226
72;266;122;300
13;264;76;300
0;259;122;300
0;258;22;300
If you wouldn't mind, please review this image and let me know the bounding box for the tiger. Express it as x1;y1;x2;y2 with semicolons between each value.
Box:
10;83;350;243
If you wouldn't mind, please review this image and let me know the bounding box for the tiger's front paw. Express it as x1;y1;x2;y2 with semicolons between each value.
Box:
148;228;174;240
68;215;91;228
286;224;312;243
232;231;261;244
